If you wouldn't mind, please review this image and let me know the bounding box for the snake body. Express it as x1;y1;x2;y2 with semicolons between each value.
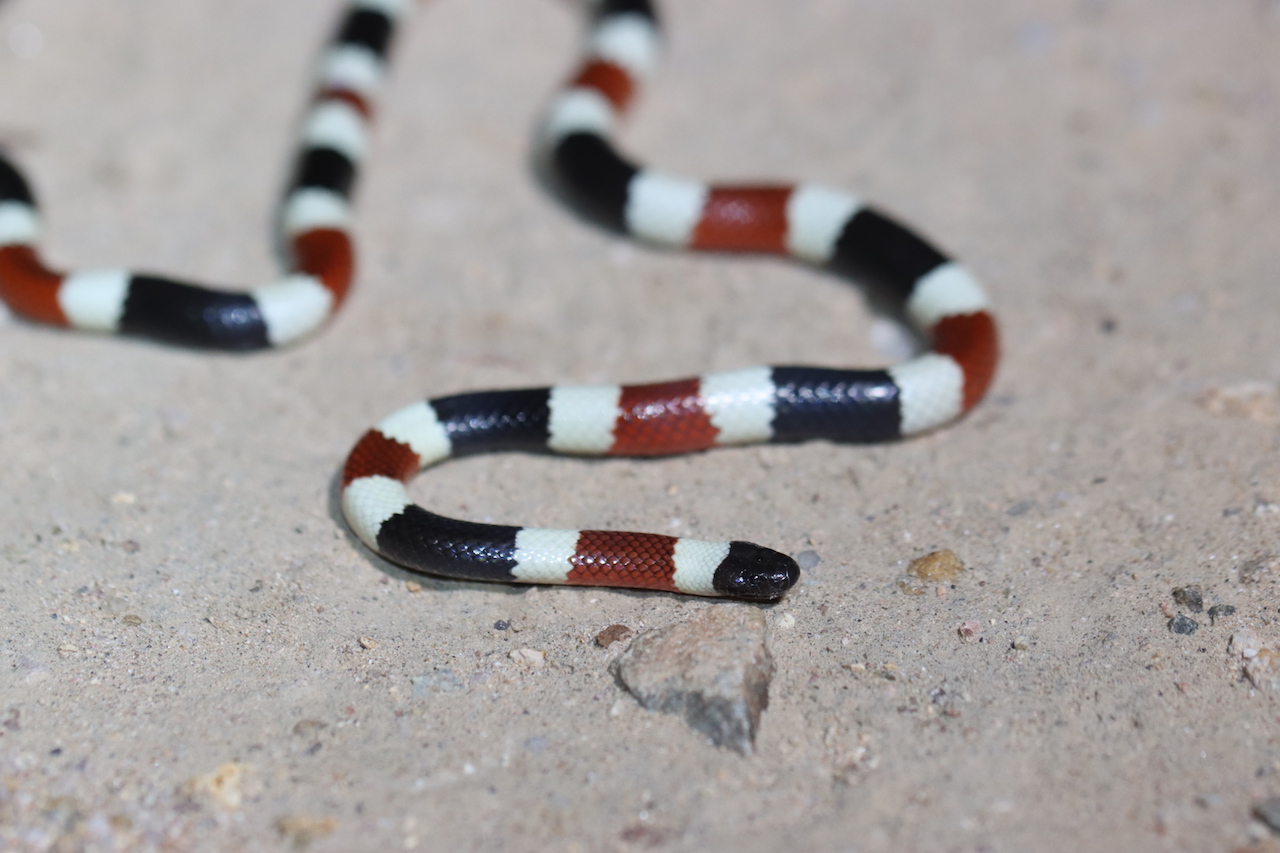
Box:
0;0;406;349
339;0;999;601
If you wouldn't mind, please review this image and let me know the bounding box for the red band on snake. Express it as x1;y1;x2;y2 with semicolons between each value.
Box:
0;0;404;349
340;0;999;601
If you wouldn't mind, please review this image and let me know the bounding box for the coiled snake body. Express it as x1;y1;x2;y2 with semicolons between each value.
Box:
340;0;998;601
0;0;398;347
0;0;997;601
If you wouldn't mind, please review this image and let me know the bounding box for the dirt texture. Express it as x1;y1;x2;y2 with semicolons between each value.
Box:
0;0;1278;851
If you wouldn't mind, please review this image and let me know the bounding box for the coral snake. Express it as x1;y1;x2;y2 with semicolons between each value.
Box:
340;0;998;601
0;0;998;601
0;0;395;347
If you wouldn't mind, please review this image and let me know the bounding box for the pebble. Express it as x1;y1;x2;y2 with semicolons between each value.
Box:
1200;381;1280;424
1254;797;1280;832
275;816;337;847
1011;636;1030;651
510;648;546;668
183;763;245;809
1207;604;1236;625
595;624;635;648
1231;632;1264;659
1168;615;1198;635
611;607;774;755
896;578;928;596
1172;586;1203;613
1245;649;1280;693
908;550;964;582
794;550;821;570
405;581;422;593
1241;556;1277;584
292;720;327;737
957;621;980;641
358;636;378;650
121;614;142;627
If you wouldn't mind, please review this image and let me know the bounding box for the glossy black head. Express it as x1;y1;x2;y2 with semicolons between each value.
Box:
712;542;800;601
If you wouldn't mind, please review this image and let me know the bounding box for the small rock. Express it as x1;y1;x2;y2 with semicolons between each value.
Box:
1231;632;1263;659
121;614;142;627
776;612;796;629
908;550;964;582
1172;586;1204;613
405;580;422;593
510;648;546;668
57;643;78;656
957;621;980;641
1011;636;1030;651
275;816;337;848
1200;382;1280;424
1254;797;1280;832
292;720;327;737
619;824;672;847
1246;649;1280;693
896;577;928;596
1240;555;1277;584
493;620;510;631
1168;615;1198;635
1208;604;1237;625
794;550;821;570
1006;501;1033;517
412;668;464;695
1195;792;1223;809
611;607;774;755
357;636;378;650
183;763;245;810
595;624;635;648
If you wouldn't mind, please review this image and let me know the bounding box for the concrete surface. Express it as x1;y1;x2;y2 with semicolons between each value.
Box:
0;0;1278;850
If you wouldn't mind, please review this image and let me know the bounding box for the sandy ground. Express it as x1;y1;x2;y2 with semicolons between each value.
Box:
1;0;1279;850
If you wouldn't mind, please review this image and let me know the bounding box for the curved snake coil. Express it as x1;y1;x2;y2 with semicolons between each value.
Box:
0;0;405;349
340;0;1000;601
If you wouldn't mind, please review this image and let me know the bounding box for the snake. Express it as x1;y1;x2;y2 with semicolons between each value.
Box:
0;0;403;349
339;0;999;601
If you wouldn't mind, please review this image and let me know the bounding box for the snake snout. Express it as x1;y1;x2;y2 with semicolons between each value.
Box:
713;542;800;601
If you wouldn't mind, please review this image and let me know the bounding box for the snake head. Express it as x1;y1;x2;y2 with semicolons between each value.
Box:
713;542;800;601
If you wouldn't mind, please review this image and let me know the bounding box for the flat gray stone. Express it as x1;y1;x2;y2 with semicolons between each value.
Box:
1254;796;1280;832
611;607;774;755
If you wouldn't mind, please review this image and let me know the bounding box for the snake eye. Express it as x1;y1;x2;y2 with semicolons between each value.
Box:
713;542;800;601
